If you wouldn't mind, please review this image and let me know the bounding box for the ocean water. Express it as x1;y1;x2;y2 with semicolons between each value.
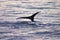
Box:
0;0;60;40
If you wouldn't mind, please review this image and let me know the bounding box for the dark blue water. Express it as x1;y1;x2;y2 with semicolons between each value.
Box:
0;21;60;40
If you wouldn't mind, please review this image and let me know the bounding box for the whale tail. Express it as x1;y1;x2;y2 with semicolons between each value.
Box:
17;12;40;22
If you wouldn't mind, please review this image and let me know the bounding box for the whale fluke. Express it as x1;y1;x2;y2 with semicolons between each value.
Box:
16;12;40;22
